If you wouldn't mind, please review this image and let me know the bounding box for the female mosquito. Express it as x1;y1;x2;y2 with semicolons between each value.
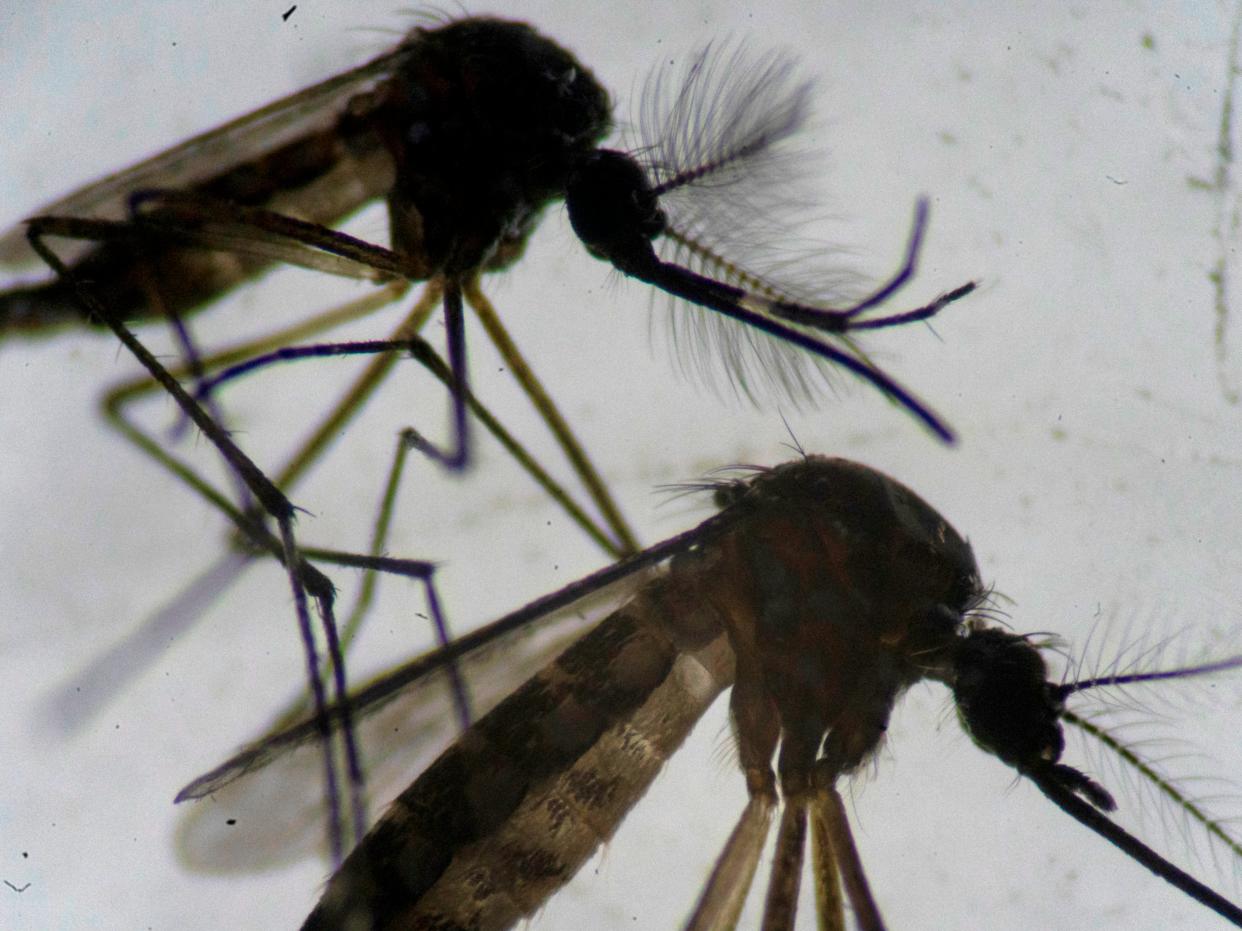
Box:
4;13;973;865
179;456;1242;930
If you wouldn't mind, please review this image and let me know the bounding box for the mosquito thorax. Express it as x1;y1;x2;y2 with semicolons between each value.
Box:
712;458;986;780
740;457;983;631
374;17;613;275
565;149;667;269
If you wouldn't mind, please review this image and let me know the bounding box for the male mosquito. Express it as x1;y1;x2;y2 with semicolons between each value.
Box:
4;14;974;862
2;15;974;582
180;456;1242;930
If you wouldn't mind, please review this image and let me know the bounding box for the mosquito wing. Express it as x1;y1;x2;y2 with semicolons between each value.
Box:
0;41;408;270
174;555;675;873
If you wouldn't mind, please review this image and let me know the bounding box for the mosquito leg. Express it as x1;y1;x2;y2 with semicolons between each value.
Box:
397;431;467;725
157;298;225;443
28;223;363;863
301;427;474;731
128;258;263;523
310;548;469;730
104;279;412;453
464;277;639;555
101;292;620;739
277;521;354;862
288;545;465;847
267;332;632;733
79;290;416;736
404;337;626;556
80;196;637;553
808;794;845;931
685;795;776;931
258;334;632;737
94;282;428;733
194;287;631;557
88;260;426;542
165;282;411;445
94;211;259;464
813;778;886;931
328;429;414;662
248;426;432;741
397;278;471;470
274;288;441;489
187;279;472;472
686;658;785;929
760;800;807;931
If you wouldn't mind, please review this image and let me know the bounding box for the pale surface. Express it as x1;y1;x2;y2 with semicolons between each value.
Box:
3;2;1242;929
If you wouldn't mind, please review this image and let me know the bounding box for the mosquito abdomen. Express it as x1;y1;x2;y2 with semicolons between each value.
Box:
302;568;735;931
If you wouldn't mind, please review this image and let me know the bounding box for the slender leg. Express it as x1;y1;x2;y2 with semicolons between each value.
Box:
809;796;845;931
109;276;632;559
52;292;414;731
90;300;620;739
761;800;808;931
310;428;472;731
465;278;639;555
105;194;640;552
399;279;470;469
815;784;886;931
30;194;644;856
685;795;776;931
28;226;364;863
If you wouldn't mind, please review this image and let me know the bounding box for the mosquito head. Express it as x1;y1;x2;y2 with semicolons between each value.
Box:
565;149;668;269
951;625;1116;812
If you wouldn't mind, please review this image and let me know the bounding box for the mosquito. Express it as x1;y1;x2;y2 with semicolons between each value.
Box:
4;14;975;864
179;455;1242;930
1;15;974;584
1;12;974;550
2;16;973;447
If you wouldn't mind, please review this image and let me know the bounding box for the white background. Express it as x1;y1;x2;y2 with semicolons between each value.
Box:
3;1;1242;929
